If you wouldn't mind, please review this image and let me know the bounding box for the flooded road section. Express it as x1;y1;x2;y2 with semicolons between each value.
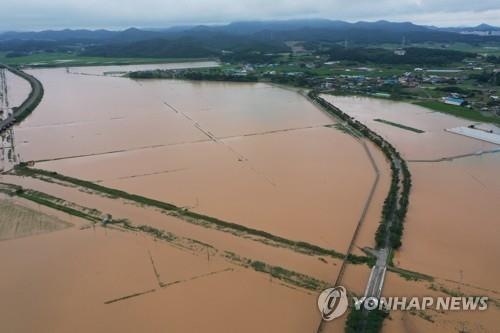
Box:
324;95;500;291
15;68;378;251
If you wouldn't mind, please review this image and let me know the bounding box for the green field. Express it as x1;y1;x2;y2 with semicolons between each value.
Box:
414;100;500;124
374;119;425;133
0;52;215;67
376;42;500;56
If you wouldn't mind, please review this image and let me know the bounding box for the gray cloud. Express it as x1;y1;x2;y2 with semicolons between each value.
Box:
2;0;500;30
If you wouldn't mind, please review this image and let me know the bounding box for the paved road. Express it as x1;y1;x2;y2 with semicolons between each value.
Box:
310;94;382;333
0;64;43;134
364;248;388;299
361;149;403;314
1;64;43;171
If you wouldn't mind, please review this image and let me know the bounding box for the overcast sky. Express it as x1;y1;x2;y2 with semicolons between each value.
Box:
2;0;500;31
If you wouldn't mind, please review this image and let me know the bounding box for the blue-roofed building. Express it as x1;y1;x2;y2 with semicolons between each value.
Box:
443;97;465;106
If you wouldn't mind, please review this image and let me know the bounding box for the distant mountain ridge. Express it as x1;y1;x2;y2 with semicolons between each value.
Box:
1;19;499;61
436;23;500;33
2;19;492;42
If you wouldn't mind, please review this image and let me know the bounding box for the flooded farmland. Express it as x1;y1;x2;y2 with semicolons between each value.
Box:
324;97;500;286
0;202;319;333
15;68;379;250
323;95;500;284
0;64;387;332
324;96;499;160
5;69;31;108
1;66;499;333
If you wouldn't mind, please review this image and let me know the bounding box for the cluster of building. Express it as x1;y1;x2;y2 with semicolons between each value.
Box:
220;60;500;116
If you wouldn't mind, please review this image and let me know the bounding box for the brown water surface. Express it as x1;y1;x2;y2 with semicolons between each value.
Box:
323;95;500;292
16;68;377;252
5;69;31;108
322;95;498;160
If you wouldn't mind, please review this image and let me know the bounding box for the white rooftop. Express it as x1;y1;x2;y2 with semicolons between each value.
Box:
446;126;500;145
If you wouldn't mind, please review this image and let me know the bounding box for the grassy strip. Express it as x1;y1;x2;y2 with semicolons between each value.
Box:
414;101;500;125
309;92;412;250
0;52;216;67
15;164;176;208
326;123;363;138
387;266;433;282
374;118;424;133
429;283;500;309
104;289;157;305
128;69;257;82
223;251;328;291
0;184;100;223
408;309;434;323
1;182;326;292
110;219;329;291
14;164;374;265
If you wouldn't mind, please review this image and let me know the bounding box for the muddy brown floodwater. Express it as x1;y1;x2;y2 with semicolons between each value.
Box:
4;65;498;332
1;64;387;333
5;69;32;108
17;68;378;251
323;95;500;332
323;95;498;161
0;202;319;333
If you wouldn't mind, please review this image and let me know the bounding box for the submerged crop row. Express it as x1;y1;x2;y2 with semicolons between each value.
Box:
0;181;330;292
13;164;375;266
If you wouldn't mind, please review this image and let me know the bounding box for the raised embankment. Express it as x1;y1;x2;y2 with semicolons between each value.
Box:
0;64;44;133
308;91;411;252
309;91;412;333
